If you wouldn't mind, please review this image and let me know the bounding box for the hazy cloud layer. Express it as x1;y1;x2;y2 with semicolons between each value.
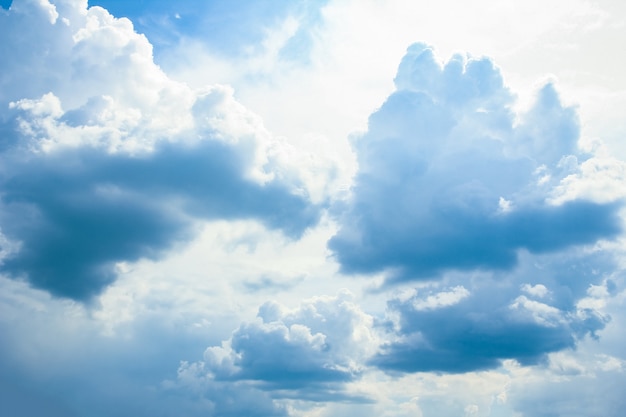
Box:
509;357;626;417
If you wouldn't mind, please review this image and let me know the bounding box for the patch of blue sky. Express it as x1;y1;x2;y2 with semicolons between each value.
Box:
88;0;326;63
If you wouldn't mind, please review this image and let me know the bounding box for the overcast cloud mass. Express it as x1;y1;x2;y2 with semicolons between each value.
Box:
1;0;626;416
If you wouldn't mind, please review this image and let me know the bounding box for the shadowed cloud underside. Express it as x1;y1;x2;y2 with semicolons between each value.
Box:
329;43;622;283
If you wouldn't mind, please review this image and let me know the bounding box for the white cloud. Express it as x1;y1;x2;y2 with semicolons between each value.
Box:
184;290;377;402
510;295;564;326
412;286;470;311
0;0;327;301
550;152;626;204
1;1;626;416
521;283;549;298
329;44;622;285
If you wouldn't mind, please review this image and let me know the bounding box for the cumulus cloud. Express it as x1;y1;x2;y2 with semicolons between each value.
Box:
186;291;376;401
370;248;618;373
0;0;321;301
322;43;626;375
328;43;622;283
2;1;626;416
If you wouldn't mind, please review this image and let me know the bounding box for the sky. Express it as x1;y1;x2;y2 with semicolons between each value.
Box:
1;0;626;416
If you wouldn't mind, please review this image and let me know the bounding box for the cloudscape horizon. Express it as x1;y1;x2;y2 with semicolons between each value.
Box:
1;1;626;416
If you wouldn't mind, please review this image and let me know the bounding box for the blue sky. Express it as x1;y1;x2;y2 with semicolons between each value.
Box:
1;1;626;416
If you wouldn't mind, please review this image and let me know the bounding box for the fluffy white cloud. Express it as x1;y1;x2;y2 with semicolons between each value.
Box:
2;1;626;416
329;43;622;283
184;290;376;402
318;44;626;375
0;0;323;301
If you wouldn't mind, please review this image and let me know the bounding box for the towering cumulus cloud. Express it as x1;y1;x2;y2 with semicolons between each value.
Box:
329;44;620;373
329;43;621;282
328;43;624;374
0;0;320;301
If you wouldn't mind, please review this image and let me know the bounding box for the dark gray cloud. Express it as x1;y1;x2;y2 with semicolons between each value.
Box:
329;43;622;284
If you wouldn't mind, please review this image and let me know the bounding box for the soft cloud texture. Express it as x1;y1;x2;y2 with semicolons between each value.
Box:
371;251;616;373
186;291;376;401
329;43;622;283
91;0;326;64
0;0;320;300
322;43;626;375
2;1;626;417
